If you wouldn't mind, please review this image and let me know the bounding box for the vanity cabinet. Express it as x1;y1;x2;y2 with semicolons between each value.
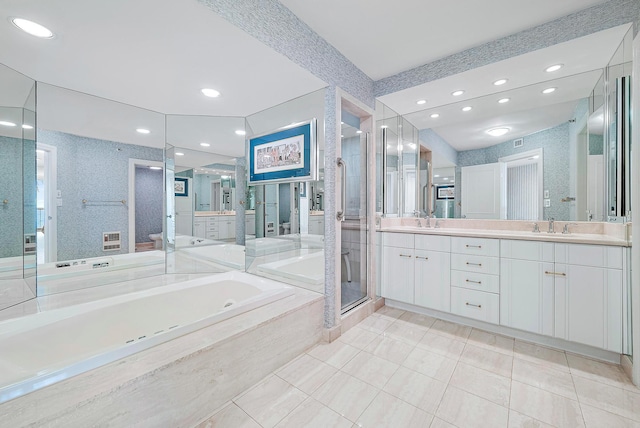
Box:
218;218;236;240
500;240;554;336
381;233;415;303
205;217;219;240
194;218;206;239
309;216;324;235
414;235;451;312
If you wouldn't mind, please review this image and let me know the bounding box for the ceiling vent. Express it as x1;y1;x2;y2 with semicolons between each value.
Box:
513;138;524;148
103;232;121;251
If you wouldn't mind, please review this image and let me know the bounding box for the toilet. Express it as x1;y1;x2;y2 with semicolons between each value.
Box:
149;233;163;249
282;222;291;235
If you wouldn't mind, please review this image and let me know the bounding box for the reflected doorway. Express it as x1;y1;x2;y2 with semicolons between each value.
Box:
36;143;57;264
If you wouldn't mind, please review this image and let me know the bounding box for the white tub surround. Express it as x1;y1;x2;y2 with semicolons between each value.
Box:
0;271;293;404
178;243;245;271
379;224;631;364
257;250;324;291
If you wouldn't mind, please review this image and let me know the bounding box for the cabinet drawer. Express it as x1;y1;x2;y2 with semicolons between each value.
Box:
451;270;499;294
451;253;499;275
206;224;219;231
452;237;499;257
451;286;499;324
206;218;218;226
415;234;450;252
383;232;414;248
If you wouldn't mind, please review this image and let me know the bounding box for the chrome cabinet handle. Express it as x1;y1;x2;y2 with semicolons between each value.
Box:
465;302;482;308
466;244;482;248
336;157;347;221
544;271;566;276
466;262;482;267
465;279;482;284
399;254;412;258
416;256;429;260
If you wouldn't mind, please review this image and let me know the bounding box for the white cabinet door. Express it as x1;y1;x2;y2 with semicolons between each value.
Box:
381;246;414;303
245;214;255;236
500;258;554;336
219;219;236;240
414;249;450;312
461;163;504;219
193;220;206;239
554;264;622;352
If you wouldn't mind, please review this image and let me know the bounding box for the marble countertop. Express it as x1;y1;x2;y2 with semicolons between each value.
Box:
194;211;236;217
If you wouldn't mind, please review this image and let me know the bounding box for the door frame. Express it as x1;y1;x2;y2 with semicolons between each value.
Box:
128;158;163;253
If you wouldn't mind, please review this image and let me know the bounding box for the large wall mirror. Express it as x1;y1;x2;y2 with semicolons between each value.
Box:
379;23;634;222
0;64;36;311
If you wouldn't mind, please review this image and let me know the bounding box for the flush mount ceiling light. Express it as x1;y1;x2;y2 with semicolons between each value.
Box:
542;87;557;94
200;142;210;147
462;106;472;112
452;90;465;96
545;64;563;72
486;127;510;137
201;88;220;98
22;124;33;129
235;130;246;136
493;79;508;86
498;98;510;104
430;113;440;118
11;18;54;38
136;128;150;134
175;152;184;156
416;99;427;105
0;121;16;127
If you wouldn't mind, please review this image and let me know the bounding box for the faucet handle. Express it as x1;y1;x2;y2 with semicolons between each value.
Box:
532;223;540;233
562;223;578;234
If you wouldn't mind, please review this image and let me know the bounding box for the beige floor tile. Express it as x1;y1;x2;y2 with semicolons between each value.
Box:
274;397;352;428
429;417;457;428
416;331;466;360
460;343;513;378
359;313;395;332
512;358;577;400
580;403;640;428
383;366;447;413
510;380;584;427
467;329;514;356
449;362;511;407
429;319;472;341
341;350;399;389
402;347;457;383
573;375;640;422
307;340;360;369
196;402;261;428
436;386;509;428
364;334;415;364
382;320;427;345
375;306;405;319
356;391;432;428
276;353;337;395
513;340;569;372
567;353;636;391
234;375;307;428
507;410;555;428
312;371;379;422
396;310;437;329
338;326;379;350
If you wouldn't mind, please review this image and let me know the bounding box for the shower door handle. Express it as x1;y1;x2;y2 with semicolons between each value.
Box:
337;157;347;221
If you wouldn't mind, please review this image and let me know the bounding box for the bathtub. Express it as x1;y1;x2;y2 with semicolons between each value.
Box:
257;250;324;289
36;251;166;295
0;271;293;403
179;243;245;270
174;234;223;248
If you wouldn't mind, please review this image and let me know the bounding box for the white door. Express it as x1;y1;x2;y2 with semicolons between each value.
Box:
175;177;193;236
461;163;503;219
587;155;605;221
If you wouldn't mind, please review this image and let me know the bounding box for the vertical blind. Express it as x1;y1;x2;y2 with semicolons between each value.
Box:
507;163;538;220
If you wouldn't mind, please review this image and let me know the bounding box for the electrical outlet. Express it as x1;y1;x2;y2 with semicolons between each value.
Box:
544;199;551;207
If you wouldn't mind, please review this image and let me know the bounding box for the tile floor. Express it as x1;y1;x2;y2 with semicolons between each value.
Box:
195;306;640;428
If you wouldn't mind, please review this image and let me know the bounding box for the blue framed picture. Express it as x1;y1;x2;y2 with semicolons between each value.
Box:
174;177;189;197
247;119;318;185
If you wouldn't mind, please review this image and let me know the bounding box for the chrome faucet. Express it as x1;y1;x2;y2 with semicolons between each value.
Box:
425;215;431;228
562;223;578;234
547;218;555;233
416;218;422;228
532;223;540;233
434;219;441;229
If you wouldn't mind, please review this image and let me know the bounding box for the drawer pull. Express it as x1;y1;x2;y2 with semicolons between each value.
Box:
465;302;482;308
466;262;482;267
416;256;429;260
465;244;482;249
544;271;566;277
399;254;412;258
465;279;482;284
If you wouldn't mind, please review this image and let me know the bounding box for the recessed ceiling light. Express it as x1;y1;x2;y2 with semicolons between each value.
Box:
175;152;184;156
381;125;388;129
434;174;440;177
136;128;150;134
11;18;54;38
430;113;440;118
22;124;33;129
416;99;427;105
545;64;563;73
0;121;16;127
498;98;510;104
356;130;362;134
200;142;210;147
542;87;557;94
149;166;162;170
443;177;449;180
452;90;465;96
462;106;472;112
201;88;220;98
486;127;510;137
341;121;344;124
494;79;508;86
235;130;246;136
